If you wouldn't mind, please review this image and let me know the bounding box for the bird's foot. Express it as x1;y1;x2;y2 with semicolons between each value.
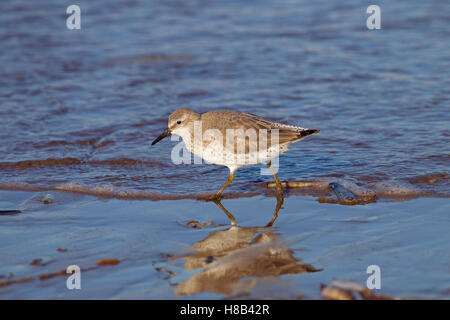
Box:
206;193;223;202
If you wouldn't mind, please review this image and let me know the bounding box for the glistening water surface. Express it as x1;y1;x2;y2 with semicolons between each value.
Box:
0;0;449;299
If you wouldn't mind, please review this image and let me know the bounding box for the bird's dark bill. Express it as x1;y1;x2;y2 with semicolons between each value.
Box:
151;128;171;145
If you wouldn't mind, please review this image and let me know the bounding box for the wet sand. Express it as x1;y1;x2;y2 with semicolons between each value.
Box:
1;189;448;299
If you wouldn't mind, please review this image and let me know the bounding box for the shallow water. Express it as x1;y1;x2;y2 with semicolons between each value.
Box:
0;0;449;299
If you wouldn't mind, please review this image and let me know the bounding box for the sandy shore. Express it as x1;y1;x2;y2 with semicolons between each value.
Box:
0;189;448;299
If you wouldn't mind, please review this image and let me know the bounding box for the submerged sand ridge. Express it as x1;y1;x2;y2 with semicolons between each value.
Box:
0;174;448;210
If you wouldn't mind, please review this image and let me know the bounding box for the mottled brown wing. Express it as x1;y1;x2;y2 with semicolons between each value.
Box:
236;112;305;145
201;111;306;155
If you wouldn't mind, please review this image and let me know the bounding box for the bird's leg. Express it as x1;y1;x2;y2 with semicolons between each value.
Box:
208;172;234;201
267;161;284;199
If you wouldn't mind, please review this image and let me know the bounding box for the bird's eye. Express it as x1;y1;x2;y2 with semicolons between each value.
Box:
176;120;181;124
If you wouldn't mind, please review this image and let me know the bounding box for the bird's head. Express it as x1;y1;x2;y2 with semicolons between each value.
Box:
151;108;201;145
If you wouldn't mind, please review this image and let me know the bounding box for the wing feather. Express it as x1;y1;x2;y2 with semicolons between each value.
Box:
201;111;318;156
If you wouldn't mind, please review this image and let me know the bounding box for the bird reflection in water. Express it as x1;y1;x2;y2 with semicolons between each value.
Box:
212;191;284;228
168;195;321;297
